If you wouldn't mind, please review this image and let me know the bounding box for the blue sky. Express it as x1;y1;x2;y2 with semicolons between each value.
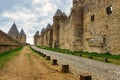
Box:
0;0;72;44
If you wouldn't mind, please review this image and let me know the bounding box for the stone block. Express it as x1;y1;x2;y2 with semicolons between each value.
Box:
52;59;58;65
61;65;69;73
80;74;92;80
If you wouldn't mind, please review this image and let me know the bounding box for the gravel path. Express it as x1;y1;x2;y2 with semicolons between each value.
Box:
31;46;120;80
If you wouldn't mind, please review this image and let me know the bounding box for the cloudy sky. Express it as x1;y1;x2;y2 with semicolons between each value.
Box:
0;0;72;44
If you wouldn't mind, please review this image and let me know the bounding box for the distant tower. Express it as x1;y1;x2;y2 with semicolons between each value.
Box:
8;23;26;44
20;28;26;44
41;28;46;47
34;31;39;46
46;23;53;47
53;9;63;48
8;23;20;41
46;24;51;29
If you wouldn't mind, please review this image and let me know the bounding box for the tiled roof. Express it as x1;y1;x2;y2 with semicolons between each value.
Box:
54;9;63;17
47;24;51;29
63;12;67;16
34;31;39;36
8;23;19;35
41;28;46;33
20;28;25;35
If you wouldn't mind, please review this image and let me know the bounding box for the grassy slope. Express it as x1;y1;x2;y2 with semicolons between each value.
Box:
37;46;120;65
0;47;23;69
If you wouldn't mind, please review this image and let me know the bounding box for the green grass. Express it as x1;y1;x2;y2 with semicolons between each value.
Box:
37;46;120;65
37;46;71;54
0;47;23;69
74;51;120;60
30;46;41;57
30;46;39;54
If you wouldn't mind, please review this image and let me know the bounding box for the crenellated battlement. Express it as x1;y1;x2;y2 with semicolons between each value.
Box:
35;0;120;55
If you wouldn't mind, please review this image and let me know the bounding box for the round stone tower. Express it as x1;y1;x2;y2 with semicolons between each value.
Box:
52;9;63;48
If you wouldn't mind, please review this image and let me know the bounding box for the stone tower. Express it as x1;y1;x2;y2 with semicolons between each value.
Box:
34;31;39;46
8;23;20;41
73;0;77;7
41;28;46;47
46;24;53;47
8;23;26;44
34;0;120;55
52;9;63;48
20;28;26;44
71;0;84;51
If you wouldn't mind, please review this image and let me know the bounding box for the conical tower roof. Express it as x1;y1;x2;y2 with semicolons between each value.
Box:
47;24;51;29
8;23;19;35
41;28;46;33
20;28;25;35
63;12;67;16
54;9;63;17
34;31;39;36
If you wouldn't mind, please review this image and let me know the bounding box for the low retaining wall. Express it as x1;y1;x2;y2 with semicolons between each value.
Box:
0;30;21;45
0;44;22;53
0;30;24;53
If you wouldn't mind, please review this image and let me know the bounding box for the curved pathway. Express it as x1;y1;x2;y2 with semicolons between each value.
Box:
31;46;120;80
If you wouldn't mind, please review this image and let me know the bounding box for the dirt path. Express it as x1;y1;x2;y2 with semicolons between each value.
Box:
0;46;79;80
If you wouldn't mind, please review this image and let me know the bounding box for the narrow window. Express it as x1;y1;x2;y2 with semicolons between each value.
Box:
106;6;112;15
16;36;18;39
55;18;58;20
91;15;95;22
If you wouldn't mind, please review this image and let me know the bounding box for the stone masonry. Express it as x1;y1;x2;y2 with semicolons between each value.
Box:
8;23;26;44
34;0;120;55
0;30;23;53
0;23;26;53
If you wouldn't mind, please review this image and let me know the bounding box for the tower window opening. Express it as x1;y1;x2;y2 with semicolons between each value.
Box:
91;15;95;22
106;6;112;15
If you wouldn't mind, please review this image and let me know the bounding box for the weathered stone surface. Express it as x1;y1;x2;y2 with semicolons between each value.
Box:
46;56;51;60
34;0;120;55
52;59;58;65
62;65;69;73
80;74;92;80
8;23;26;44
0;30;23;53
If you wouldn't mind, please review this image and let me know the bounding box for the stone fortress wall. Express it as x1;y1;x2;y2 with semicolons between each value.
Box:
0;30;23;53
34;0;120;55
83;0;120;54
0;23;26;53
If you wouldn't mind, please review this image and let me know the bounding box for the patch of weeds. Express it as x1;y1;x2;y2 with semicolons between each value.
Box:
0;47;23;69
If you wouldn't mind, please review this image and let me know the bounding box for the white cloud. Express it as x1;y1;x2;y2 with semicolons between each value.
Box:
33;0;50;4
35;3;57;17
0;0;72;44
2;9;38;22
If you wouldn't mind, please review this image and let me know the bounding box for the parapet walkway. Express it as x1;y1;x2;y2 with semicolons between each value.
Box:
31;46;120;80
